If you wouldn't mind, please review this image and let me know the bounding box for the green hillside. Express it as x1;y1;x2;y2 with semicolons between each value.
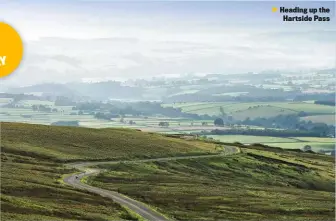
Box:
1;153;133;221
90;145;335;221
1;122;220;221
1;123;334;221
1;122;218;162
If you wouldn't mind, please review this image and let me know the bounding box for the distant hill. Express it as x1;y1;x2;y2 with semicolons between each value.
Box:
6;81;144;101
317;68;336;75
66;81;144;100
7;83;78;97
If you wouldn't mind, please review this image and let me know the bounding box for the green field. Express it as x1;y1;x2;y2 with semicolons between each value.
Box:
0;109;99;126
0;98;13;104
0;97;217;131
232;106;296;120
208;135;297;143
301;114;335;125
168;90;199;97
268;143;334;152
294;137;335;142
90;145;335;221
261;84;294;91
213;92;249;97
0;104;217;131
207;135;335;152
163;102;335;119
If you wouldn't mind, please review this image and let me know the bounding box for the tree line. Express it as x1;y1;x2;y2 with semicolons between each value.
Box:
51;121;79;126
201;128;328;137
32;105;58;113
73;101;214;120
314;100;335;106
239;114;335;137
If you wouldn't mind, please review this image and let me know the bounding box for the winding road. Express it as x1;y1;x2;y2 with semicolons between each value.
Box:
63;146;239;221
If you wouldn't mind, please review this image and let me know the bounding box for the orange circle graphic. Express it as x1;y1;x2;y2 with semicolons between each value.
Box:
0;22;24;78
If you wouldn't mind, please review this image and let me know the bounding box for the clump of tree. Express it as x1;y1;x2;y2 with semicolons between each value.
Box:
32;105;57;112
294;93;335;102
314;100;335;106
302;145;312;152
0;93;41;102
21;114;32;118
214;118;224;126
54;96;76;106
240;114;335;137
94;112;118;121
73;101;214;120
159;122;169;127
3;103;24;108
51;121;79;127
219;106;227;118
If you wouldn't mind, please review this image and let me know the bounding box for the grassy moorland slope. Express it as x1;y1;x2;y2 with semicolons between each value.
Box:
1;122;221;221
1;153;135;221
1;122;219;162
90;145;335;221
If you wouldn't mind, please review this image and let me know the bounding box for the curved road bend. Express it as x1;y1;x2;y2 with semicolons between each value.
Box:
64;146;239;221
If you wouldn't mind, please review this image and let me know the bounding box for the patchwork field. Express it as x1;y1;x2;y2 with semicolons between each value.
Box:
90;146;335;221
164;102;335;119
207;135;298;144
0;108;95;125
0;102;217;131
207;135;335;152
3;99;334;131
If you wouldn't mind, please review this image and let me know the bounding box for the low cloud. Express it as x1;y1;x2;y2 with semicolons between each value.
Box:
1;1;334;86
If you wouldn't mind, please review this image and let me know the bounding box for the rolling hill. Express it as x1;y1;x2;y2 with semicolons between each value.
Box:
1;123;334;221
1;122;221;221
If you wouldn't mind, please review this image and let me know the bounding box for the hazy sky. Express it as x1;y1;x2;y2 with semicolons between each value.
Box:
0;0;335;86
